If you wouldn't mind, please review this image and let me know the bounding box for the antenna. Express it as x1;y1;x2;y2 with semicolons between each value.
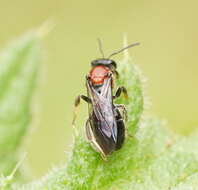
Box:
97;38;105;58
108;42;140;59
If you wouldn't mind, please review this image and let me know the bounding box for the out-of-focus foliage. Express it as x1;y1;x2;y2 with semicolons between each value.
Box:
0;33;197;189
1;0;198;178
0;32;40;187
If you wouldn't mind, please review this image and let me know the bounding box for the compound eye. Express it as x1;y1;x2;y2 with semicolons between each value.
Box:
111;61;117;69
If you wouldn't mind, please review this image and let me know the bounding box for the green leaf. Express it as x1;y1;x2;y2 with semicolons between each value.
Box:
0;32;41;180
13;46;145;190
2;37;198;190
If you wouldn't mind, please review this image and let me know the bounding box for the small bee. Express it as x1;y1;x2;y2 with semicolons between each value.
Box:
73;40;139;159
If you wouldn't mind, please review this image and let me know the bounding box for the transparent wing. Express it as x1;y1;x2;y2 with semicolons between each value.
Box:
86;76;117;142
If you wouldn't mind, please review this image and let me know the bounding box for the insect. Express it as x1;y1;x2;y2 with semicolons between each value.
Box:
73;40;139;159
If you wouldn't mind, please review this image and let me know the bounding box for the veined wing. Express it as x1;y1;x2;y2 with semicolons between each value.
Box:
86;76;117;142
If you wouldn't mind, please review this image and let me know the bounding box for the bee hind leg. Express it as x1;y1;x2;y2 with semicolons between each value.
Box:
115;105;134;139
115;104;128;121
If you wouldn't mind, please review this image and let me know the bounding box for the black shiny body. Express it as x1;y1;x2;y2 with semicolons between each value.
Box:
73;42;139;158
87;107;125;156
73;58;128;159
85;74;125;158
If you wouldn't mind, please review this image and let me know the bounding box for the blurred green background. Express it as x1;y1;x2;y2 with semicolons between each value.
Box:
0;0;198;179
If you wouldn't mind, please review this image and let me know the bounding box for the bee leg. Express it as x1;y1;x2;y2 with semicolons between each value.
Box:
72;95;91;136
113;86;128;99
114;70;119;79
115;104;133;139
85;119;107;161
74;95;91;107
115;104;128;121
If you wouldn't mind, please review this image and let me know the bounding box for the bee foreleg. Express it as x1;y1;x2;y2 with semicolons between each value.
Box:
72;95;91;131
74;95;91;107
